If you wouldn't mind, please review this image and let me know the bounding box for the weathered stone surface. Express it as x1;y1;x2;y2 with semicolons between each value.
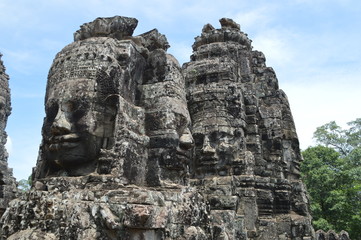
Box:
315;230;350;240
0;16;322;239
74;16;138;41
184;18;314;239
0;177;210;239
0;53;17;218
34;36;148;181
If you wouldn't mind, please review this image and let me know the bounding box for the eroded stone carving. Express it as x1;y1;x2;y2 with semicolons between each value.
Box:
0;54;16;218
141;48;194;186
74;16;138;41
34;37;147;180
1;17;321;239
183;18;314;239
315;230;350;240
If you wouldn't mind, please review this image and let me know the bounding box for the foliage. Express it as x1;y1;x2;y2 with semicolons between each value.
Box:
301;118;361;240
17;175;32;192
314;118;361;157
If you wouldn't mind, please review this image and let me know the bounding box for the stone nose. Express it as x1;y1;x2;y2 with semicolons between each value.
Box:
179;128;194;150
202;136;216;155
51;110;71;135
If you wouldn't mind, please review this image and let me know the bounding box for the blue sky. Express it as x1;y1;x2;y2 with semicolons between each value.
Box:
1;0;360;181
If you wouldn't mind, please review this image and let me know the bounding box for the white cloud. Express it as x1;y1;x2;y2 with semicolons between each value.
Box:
168;42;193;65
0;2;28;27
8;136;40;181
252;29;297;69
292;0;353;5
1;49;37;76
3;49;32;64
5;136;12;155
283;72;361;150
233;5;276;30
38;39;66;52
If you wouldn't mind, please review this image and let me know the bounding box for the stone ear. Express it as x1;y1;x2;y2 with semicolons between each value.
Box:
104;94;119;108
102;95;119;122
234;129;243;138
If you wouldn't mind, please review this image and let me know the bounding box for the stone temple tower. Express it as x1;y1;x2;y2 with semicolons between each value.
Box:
0;17;318;239
0;53;16;217
183;18;314;239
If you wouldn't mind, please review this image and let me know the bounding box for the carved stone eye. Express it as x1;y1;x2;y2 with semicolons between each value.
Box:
72;108;86;121
61;101;75;113
46;102;59;123
193;133;204;146
71;101;87;121
209;131;218;143
62;100;89;121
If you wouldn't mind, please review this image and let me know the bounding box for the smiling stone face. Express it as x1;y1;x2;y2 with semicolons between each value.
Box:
42;79;115;175
35;38;131;178
141;52;194;185
192;125;244;177
185;80;246;178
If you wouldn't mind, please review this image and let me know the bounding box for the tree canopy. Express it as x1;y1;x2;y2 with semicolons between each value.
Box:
301;118;361;239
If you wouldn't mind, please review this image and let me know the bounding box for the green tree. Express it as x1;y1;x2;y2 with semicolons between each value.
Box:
17;175;32;192
302;118;361;240
314;118;361;157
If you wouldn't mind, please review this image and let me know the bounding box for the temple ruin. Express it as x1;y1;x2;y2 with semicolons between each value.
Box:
0;16;350;240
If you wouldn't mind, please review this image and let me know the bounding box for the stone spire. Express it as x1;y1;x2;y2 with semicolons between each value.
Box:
183;18;315;239
0;53;17;217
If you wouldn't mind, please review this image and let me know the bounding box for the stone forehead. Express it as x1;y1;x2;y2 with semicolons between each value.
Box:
46;79;96;100
48;39;129;89
48;62;99;87
192;124;235;135
192;111;235;128
53;38;138;65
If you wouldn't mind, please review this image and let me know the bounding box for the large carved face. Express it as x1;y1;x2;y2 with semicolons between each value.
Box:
145;108;194;185
161;113;193;170
192;126;243;176
42;79;115;175
146;108;194;168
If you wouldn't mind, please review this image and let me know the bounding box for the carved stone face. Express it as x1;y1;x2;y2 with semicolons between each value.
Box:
147;114;194;185
160;120;194;170
147;109;194;170
42;79;115;175
193;126;242;176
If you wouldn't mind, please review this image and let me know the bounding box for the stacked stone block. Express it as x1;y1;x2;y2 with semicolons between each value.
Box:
0;54;16;218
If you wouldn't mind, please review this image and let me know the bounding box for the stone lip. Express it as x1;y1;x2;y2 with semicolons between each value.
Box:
74;16;138;41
